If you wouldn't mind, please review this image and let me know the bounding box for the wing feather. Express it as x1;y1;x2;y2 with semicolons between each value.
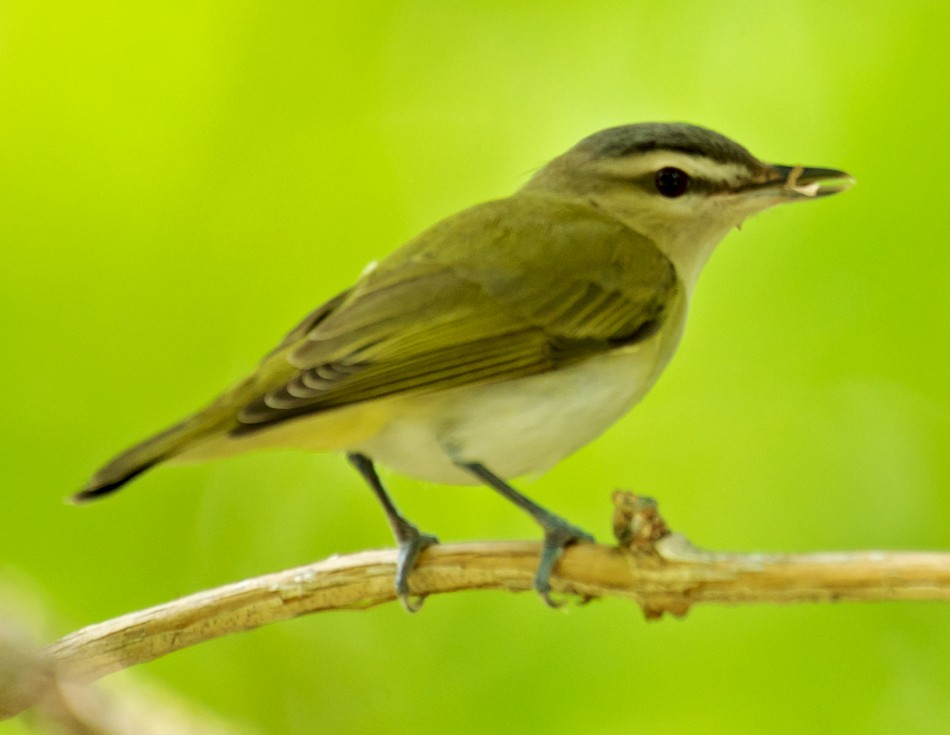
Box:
234;195;679;431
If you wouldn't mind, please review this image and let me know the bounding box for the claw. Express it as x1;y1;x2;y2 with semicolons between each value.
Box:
393;525;439;612
534;521;595;606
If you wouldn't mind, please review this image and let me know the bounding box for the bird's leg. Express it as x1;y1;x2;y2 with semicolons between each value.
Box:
347;452;438;612
458;461;595;607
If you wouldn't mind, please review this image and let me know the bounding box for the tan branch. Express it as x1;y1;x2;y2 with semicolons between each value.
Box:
40;541;950;679
4;493;950;721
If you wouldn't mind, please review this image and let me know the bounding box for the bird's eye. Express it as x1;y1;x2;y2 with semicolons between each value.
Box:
654;167;690;198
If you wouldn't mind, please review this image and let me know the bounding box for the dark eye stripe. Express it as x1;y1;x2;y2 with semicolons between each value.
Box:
609;169;733;196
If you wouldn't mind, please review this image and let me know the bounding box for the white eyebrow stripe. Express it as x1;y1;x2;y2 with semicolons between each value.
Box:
598;151;753;185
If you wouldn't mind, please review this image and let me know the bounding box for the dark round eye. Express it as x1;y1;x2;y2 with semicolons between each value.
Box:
654;167;690;198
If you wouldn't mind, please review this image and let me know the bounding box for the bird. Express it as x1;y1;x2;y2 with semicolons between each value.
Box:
75;122;853;610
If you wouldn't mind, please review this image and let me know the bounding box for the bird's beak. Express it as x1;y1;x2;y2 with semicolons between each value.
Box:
765;164;855;199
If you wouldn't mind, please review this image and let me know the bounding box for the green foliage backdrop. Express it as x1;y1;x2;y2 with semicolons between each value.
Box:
3;1;949;732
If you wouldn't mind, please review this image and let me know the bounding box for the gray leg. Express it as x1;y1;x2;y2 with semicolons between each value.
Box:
347;452;438;612
458;462;594;606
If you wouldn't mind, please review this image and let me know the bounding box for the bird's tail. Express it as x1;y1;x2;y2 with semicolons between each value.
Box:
72;402;236;503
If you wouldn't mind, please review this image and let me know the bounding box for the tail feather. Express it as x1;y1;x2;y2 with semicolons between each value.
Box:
73;402;237;503
72;456;163;503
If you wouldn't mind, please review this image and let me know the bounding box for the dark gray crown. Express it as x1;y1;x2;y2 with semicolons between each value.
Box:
576;123;761;169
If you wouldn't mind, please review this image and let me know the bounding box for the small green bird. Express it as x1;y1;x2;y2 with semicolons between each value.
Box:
77;123;853;609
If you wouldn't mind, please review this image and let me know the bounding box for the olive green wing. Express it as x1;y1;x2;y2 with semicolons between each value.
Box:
234;196;680;431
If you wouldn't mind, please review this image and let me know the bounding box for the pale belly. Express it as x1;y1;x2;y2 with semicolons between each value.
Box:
353;337;675;484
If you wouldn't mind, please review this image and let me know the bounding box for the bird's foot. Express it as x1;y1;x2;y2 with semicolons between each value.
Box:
391;517;439;613
535;517;595;608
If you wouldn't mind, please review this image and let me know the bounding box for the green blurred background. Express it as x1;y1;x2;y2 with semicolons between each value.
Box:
3;1;949;732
